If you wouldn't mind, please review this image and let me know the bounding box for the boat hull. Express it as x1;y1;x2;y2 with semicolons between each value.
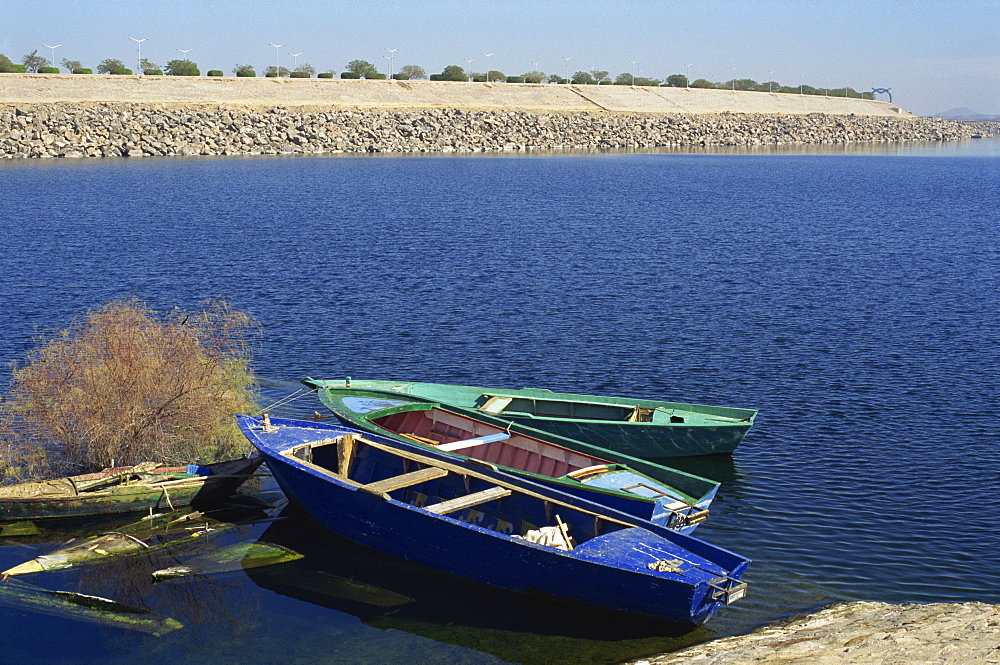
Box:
304;378;757;458
0;457;261;521
238;416;749;626
504;416;751;458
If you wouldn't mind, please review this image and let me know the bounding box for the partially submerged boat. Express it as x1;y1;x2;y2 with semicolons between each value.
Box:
304;377;757;458
0;457;262;521
237;415;749;626
2;505;269;576
303;388;719;532
0;578;184;636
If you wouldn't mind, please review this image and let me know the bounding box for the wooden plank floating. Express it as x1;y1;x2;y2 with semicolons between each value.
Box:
424;486;512;515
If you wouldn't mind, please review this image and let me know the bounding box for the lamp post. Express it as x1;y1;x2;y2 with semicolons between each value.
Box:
629;60;637;86
482;52;493;81
844;79;849;97
825;76;829;96
685;63;691;88
173;48;192;75
768;70;774;92
465;58;474;82
42;43;61;70
531;61;539;83
129;37;146;75
385;48;397;79
732;67;737;90
563;56;571;83
288;52;302;74
269;43;284;77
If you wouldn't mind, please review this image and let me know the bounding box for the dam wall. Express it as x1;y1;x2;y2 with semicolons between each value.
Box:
1;73;908;116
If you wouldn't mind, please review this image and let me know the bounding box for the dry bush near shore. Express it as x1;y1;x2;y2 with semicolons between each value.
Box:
0;299;258;482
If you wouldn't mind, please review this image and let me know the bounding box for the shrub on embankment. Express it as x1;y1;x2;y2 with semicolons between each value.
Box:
0;103;978;159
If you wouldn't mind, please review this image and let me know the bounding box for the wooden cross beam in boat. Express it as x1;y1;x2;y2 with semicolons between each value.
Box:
313;435;639;530
424;486;512;515
359;466;449;498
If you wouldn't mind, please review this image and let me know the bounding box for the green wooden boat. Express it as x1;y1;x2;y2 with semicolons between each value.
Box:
0;457;262;521
303;378;757;458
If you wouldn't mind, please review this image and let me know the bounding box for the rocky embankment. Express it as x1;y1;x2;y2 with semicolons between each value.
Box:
627;601;1000;665
963;121;1000;137
0;103;980;158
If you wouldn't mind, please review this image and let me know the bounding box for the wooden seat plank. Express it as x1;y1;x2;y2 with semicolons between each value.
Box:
478;396;513;414
360;466;448;495
424;486;512;515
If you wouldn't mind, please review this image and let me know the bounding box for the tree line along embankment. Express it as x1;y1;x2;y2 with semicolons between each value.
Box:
0;74;981;158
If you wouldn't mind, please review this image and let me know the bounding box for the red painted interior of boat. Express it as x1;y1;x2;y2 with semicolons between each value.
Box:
372;409;607;479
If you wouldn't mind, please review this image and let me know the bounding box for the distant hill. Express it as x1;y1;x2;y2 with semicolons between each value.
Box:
934;107;1000;121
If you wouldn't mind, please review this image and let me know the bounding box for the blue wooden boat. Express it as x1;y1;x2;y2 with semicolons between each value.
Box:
303;377;757;458
236;415;749;626
303;387;720;533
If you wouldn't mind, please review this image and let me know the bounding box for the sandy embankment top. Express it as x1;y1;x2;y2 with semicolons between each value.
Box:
0;73;911;117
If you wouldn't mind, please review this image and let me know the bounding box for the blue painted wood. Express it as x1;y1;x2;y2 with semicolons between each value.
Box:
237;415;750;627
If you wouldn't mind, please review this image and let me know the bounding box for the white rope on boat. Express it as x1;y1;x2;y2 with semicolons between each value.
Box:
258;388;312;414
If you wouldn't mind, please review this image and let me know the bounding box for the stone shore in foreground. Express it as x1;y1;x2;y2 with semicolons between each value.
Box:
0;103;979;159
628;602;1000;665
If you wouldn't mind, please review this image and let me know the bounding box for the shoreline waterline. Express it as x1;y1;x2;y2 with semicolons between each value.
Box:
628;601;1000;664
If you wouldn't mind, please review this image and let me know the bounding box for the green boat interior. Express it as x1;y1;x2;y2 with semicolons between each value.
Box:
475;396;697;423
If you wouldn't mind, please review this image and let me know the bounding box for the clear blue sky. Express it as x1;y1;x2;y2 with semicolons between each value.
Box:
3;0;998;116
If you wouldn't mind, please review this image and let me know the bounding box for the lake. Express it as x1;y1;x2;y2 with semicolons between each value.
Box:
0;138;997;664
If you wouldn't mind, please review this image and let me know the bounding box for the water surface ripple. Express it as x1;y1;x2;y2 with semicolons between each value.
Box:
0;141;997;663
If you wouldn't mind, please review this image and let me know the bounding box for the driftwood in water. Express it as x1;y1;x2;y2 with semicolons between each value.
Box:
0;578;183;636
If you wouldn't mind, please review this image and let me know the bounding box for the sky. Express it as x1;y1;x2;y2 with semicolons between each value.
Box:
2;0;998;116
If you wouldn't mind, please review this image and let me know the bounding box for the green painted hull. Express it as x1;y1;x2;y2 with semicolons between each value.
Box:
304;378;757;458
0;457;261;521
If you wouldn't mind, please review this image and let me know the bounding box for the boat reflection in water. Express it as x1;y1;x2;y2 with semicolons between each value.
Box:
243;505;722;665
0;480;732;665
0;498;290;661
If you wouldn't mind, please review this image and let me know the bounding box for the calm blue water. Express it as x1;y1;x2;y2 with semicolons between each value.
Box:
1;139;998;664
